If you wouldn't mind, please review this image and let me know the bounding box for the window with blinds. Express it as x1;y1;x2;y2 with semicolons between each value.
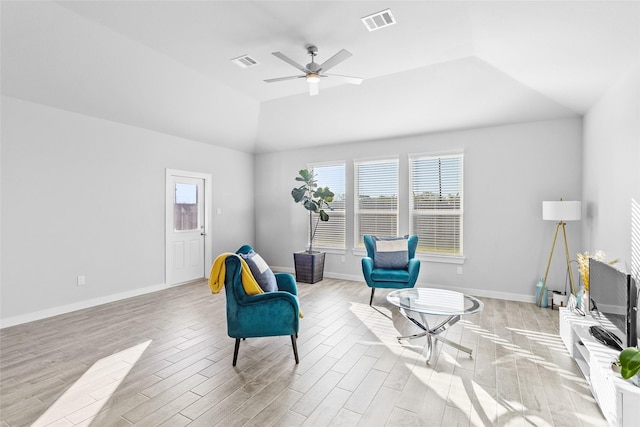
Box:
409;154;463;256
310;163;346;249
354;159;399;246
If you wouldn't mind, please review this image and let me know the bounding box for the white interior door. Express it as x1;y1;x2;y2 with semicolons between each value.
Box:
166;172;208;285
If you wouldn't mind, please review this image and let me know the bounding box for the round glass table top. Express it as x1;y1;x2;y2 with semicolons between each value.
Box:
386;288;484;316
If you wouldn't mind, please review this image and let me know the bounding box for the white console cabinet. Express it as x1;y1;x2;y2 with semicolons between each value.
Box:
559;307;640;426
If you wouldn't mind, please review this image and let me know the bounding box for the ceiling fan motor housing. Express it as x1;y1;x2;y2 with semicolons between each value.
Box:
306;45;319;71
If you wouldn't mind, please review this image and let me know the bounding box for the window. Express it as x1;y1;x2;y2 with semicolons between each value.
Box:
409;154;463;256
354;159;399;246
310;163;346;249
174;183;198;231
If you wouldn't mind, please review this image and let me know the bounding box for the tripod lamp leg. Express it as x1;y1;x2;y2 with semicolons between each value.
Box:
540;222;561;306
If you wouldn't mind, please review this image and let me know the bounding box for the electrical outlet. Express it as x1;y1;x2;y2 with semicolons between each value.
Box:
456;267;463;275
77;275;86;286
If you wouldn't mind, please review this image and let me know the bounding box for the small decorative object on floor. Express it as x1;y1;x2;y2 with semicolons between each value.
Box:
552;290;569;309
535;277;548;308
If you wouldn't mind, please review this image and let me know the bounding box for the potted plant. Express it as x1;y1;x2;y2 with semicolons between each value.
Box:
291;169;334;283
618;347;640;386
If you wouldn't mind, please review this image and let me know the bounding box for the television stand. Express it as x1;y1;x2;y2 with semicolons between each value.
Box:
559;307;640;426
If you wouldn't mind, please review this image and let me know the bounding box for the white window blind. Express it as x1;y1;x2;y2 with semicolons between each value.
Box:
409;154;463;256
354;159;399;246
310;163;345;249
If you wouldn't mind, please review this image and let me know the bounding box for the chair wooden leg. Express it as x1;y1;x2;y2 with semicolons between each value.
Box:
232;338;241;366
369;288;376;306
291;335;299;364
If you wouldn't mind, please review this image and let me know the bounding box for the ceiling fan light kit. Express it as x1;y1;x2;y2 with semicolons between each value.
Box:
264;44;363;96
306;73;320;83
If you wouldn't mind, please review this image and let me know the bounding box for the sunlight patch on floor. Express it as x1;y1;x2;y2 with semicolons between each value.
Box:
462;321;585;384
31;340;151;426
348;301;584;426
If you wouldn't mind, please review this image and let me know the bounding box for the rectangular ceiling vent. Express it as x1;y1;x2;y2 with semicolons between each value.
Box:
361;9;396;32
231;55;259;69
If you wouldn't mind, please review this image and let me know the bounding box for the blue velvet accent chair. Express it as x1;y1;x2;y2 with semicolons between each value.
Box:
224;245;300;366
361;235;421;306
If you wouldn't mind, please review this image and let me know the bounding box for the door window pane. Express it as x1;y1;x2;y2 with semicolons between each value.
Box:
174;183;198;231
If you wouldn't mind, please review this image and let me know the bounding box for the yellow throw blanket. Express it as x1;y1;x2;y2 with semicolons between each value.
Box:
209;253;263;295
209;253;304;319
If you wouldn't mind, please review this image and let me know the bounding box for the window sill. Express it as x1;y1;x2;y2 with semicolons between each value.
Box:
416;254;465;264
352;248;367;257
312;247;347;255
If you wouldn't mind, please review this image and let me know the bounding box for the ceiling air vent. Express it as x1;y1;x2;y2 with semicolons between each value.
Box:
231;54;259;69
361;9;396;32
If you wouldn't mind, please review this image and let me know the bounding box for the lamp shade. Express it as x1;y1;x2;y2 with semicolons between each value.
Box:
542;200;581;221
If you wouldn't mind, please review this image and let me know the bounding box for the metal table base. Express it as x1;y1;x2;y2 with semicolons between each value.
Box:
397;307;474;364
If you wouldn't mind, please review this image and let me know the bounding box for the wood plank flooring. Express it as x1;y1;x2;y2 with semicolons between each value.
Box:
0;278;608;426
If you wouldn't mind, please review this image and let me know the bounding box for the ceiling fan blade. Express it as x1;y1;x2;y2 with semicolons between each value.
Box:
272;52;309;73
309;82;319;96
264;75;305;83
325;74;363;85
317;49;352;73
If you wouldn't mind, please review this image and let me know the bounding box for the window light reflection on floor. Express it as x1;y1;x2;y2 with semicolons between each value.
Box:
350;300;598;425
31;340;152;426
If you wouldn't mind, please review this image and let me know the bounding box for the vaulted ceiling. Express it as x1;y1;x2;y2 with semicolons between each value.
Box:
2;1;639;153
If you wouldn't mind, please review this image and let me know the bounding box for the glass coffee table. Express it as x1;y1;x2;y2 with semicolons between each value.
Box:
387;288;484;364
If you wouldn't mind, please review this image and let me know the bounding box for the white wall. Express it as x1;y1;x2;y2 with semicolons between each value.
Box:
255;118;583;302
583;66;640;278
0;96;255;325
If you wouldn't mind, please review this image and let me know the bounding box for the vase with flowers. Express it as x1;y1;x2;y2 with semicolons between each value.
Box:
577;250;607;293
576;250;620;309
576;250;603;309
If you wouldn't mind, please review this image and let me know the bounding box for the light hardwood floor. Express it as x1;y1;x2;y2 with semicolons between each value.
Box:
1;278;608;426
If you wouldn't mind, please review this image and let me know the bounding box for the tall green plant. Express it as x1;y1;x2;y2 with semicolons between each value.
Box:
291;169;334;254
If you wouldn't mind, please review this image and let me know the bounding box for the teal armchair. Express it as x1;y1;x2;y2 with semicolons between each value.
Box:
361;235;421;305
224;245;300;366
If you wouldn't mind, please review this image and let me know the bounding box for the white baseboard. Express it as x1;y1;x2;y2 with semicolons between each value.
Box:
272;266;536;303
1;271;537;329
271;265;294;275
419;283;536;303
0;282;171;329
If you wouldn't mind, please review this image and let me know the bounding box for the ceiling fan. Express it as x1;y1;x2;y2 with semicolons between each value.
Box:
264;45;363;96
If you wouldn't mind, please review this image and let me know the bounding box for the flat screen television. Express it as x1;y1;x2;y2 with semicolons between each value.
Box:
588;258;638;348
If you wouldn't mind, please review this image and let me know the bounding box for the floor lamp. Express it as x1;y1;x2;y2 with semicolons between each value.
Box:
540;200;582;306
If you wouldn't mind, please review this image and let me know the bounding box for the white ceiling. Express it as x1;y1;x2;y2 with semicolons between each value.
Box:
2;1;639;153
